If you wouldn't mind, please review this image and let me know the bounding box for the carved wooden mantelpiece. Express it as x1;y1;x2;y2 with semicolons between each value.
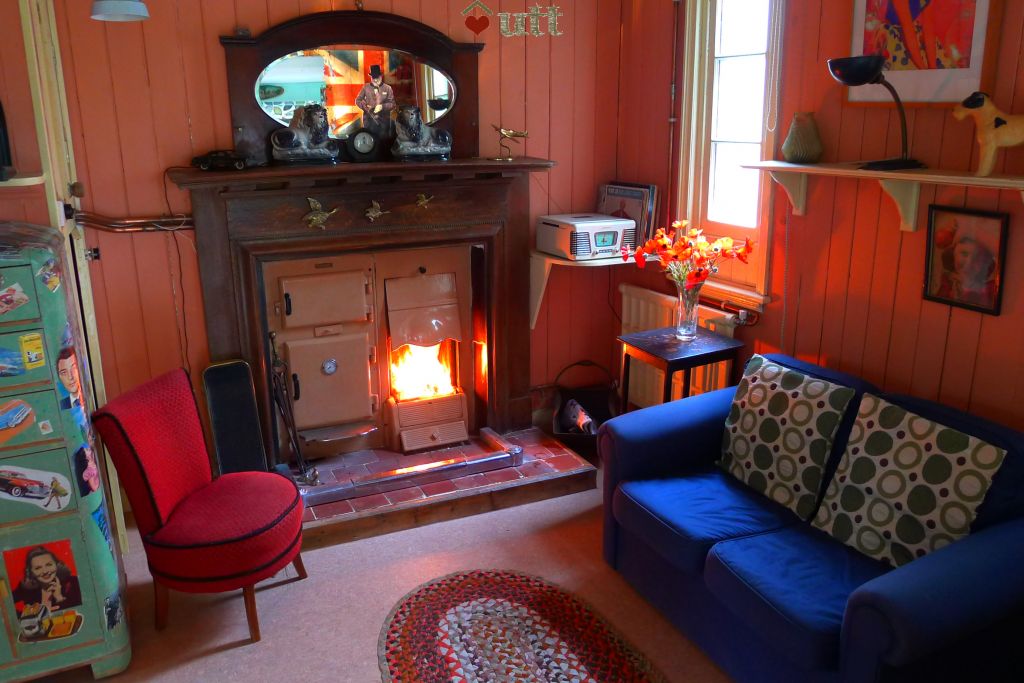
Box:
169;158;554;440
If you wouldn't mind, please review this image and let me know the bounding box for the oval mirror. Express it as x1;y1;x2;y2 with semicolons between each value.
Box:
255;45;456;138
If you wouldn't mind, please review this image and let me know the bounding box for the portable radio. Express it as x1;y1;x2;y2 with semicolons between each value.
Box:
535;214;637;261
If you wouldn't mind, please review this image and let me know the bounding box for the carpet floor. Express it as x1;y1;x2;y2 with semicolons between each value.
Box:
47;484;728;683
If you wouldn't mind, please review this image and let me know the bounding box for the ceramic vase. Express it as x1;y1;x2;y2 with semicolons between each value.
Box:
674;280;703;341
781;112;823;163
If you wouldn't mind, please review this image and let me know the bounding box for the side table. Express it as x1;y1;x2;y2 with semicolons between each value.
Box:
617;327;745;412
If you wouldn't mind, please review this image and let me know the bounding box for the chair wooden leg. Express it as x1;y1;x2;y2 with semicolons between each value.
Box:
242;585;260;643
153;580;168;631
292;553;307;580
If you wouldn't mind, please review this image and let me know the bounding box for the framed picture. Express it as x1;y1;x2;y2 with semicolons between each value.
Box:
597;182;658;242
849;0;1002;103
924;205;1008;315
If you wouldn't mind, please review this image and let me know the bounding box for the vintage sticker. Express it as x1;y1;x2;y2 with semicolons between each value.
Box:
0;399;35;445
36;259;60;293
103;590;124;630
19;333;45;370
92;504;114;558
0;283;30;317
38;420;53;435
74;444;101;497
0;348;25;377
3;540;85;642
0;464;72;511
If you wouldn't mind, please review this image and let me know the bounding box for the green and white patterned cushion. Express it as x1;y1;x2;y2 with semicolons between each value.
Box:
812;394;1007;567
720;355;857;520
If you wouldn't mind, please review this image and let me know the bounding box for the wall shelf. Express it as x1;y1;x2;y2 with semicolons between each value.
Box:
530;251;635;329
744;161;1024;232
0;172;46;188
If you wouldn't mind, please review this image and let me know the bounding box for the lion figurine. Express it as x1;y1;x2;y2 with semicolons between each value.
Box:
391;105;452;161
270;104;340;163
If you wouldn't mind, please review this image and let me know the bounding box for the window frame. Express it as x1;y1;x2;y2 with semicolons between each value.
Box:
676;0;785;309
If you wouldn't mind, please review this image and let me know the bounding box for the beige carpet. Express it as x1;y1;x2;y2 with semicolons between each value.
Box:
47;485;728;683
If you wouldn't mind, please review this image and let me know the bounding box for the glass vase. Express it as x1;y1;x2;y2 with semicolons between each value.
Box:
674;280;703;341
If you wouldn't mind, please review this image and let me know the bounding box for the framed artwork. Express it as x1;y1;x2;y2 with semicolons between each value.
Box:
924;204;1008;314
849;0;1002;103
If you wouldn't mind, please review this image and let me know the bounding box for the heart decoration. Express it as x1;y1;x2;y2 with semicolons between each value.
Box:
464;15;489;35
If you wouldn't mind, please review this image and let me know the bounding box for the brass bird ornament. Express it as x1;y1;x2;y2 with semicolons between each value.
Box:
303;197;338;230
365;200;390;222
416;193;434;208
492;124;529;161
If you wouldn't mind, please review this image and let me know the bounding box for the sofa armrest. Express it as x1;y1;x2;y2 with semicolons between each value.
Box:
598;387;734;565
842;517;1024;677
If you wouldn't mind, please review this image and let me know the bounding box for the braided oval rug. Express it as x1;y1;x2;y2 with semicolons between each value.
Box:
379;570;667;683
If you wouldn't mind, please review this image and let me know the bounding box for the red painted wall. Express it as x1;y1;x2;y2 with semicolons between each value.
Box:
759;0;1024;430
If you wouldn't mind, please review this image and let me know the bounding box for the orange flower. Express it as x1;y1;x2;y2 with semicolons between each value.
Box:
629;221;755;288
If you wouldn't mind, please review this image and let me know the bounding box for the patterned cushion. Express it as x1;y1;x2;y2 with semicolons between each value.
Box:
812;393;1007;567
720;355;856;520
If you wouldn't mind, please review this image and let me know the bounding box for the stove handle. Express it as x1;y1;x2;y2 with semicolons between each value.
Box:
292;373;301;401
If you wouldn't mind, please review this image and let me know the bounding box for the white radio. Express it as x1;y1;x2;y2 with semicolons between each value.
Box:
535;213;637;261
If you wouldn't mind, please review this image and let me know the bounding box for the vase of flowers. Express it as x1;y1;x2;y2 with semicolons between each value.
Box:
624;221;754;341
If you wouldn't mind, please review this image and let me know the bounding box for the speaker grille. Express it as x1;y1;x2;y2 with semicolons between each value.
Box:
569;232;591;256
622;228;637;251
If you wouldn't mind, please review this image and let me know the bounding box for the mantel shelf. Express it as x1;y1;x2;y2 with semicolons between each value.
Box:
530;251;634;329
743;161;1024;232
0;172;46;188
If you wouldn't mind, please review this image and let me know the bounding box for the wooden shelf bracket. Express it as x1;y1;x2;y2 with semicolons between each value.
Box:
768;170;806;216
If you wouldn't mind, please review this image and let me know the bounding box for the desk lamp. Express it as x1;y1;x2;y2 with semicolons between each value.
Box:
827;55;925;170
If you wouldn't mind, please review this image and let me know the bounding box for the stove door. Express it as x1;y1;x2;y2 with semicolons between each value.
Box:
283;333;375;429
280;270;369;329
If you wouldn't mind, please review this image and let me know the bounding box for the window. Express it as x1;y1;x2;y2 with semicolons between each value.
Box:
678;0;783;307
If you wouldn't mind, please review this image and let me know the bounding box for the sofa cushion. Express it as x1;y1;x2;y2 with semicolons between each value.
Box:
613;468;798;574
880;393;1024;531
812;393;1007;567
705;525;889;671
720;354;857;520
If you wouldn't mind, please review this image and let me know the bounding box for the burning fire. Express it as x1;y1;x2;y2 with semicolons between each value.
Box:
390;342;456;401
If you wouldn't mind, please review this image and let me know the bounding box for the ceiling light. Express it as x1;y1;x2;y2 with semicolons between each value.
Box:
90;1;149;22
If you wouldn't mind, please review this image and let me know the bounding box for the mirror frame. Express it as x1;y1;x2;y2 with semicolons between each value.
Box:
221;11;483;165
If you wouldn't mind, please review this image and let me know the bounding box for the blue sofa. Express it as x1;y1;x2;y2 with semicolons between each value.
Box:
599;355;1024;682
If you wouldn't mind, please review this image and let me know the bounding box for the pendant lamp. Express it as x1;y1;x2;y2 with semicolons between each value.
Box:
90;1;149;21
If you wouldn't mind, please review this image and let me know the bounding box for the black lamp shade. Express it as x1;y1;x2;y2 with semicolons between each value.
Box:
827;55;885;87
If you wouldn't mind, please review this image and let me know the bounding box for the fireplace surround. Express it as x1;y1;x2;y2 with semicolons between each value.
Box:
170;158;553;474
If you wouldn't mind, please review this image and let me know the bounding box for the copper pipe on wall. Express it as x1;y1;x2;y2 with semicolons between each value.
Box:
75;211;194;233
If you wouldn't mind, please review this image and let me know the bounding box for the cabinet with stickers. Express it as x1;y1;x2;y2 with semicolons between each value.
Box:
0;224;130;681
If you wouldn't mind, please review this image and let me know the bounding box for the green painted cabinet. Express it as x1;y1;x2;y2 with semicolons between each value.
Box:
0;224;130;681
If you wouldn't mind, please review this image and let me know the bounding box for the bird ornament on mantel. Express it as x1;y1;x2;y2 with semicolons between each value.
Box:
303;197;338;230
492;124;529;161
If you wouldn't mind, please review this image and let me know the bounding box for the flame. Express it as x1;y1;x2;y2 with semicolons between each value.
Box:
390;342;456;401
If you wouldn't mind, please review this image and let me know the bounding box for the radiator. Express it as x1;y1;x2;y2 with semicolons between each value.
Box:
619;283;737;408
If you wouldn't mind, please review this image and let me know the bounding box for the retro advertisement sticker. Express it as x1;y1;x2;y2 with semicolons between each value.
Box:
19;332;45;370
0;463;72;511
3;540;85;642
0;282;29;317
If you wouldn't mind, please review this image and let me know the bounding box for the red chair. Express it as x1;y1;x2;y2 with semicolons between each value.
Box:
92;368;306;642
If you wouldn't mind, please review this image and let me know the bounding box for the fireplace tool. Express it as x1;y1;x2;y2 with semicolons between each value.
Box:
269;332;320;487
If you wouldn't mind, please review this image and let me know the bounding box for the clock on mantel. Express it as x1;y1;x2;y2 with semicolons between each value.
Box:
745;160;1024;232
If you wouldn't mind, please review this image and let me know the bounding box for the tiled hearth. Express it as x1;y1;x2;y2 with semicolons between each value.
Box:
299;428;596;548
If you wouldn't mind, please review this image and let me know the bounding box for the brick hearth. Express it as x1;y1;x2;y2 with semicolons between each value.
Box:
300;429;596;548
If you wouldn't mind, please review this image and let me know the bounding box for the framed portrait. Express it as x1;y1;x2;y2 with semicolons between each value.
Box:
924;205;1008;315
849;0;1002;103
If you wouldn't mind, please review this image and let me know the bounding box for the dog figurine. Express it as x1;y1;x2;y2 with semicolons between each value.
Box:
953;92;1024;177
